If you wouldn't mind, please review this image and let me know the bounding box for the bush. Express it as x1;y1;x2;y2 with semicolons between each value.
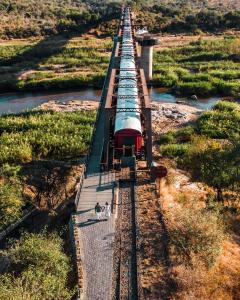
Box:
160;143;189;157
0;232;75;299
197;101;240;139
214;100;239;112
178;81;215;96
159;132;176;144
215;80;240;96
160;126;194;145
0;182;24;229
176;126;194;143
167;206;226;266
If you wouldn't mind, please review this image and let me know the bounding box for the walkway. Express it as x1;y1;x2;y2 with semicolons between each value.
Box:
75;39;117;299
76;172;116;300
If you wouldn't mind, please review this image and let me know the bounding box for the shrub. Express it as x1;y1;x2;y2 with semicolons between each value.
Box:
159;132;176;144
0;182;24;229
160;126;194;145
175;126;194;143
178;81;215;96
167;206;226;266
214;100;239;112
0;232;75;299
197;102;240;139
160;143;189;157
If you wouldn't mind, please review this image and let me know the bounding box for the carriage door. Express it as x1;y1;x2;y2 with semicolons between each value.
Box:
123;136;135;156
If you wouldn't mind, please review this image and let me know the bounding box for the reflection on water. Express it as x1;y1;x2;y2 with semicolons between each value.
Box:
0;89;102;115
0;87;220;115
149;87;220;110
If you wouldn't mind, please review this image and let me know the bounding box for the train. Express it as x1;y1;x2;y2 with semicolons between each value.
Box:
114;7;142;157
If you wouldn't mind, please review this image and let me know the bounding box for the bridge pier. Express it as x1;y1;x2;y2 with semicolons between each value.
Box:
138;35;160;82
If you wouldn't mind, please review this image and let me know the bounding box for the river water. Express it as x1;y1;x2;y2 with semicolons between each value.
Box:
0;88;219;115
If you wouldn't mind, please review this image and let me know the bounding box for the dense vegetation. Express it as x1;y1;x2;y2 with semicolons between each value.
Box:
134;0;240;34
0;1;239;96
0;109;96;230
153;38;240;97
1;0;239;39
0;36;112;92
0;0;121;38
160;101;240;203
0;232;75;299
0;110;96;162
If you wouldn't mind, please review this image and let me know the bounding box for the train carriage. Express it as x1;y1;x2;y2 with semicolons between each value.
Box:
114;7;142;156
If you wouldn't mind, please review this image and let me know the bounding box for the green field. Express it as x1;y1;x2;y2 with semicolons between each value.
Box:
0;109;96;230
0;35;112;92
153;38;240;97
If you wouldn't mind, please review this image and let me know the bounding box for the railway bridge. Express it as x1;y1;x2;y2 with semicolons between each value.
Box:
71;6;159;300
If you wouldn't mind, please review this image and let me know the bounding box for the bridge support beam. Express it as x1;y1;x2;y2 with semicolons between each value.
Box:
138;36;160;83
103;108;115;168
140;45;153;82
143;108;152;168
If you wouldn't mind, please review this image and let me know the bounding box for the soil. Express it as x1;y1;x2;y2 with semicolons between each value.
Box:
38;100;99;112
151;102;202;136
154;32;240;51
21;160;84;210
136;98;240;299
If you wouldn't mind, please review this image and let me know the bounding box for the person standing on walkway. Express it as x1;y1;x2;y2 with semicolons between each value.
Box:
105;202;111;219
95;202;102;220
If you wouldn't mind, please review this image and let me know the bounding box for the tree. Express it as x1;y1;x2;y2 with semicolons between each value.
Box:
0;232;75;300
185;137;239;202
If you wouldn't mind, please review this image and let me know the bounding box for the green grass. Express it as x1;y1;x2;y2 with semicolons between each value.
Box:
153;38;240;97
160;143;190;157
160;101;240;159
0;109;96;229
197;101;240;139
0;110;96;163
0;36;112;91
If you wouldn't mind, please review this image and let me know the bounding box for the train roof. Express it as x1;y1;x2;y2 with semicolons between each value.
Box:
114;8;142;135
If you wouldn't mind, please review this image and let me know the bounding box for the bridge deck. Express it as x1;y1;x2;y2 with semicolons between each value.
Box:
76;172;115;300
75;39;117;299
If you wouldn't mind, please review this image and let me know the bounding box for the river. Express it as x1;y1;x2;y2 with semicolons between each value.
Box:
0;88;220;115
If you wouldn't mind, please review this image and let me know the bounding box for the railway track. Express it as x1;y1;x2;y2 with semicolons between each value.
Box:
114;168;139;300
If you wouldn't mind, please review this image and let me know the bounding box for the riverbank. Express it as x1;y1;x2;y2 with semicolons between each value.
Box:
38;100;99;111
0;34;240;98
38;99;202;132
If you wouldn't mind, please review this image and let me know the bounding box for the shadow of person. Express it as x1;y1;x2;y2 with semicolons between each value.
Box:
78;218;101;227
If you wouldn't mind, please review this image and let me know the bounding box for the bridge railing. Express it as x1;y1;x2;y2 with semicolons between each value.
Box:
74;165;86;209
74;38;117;208
85;37;117;172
